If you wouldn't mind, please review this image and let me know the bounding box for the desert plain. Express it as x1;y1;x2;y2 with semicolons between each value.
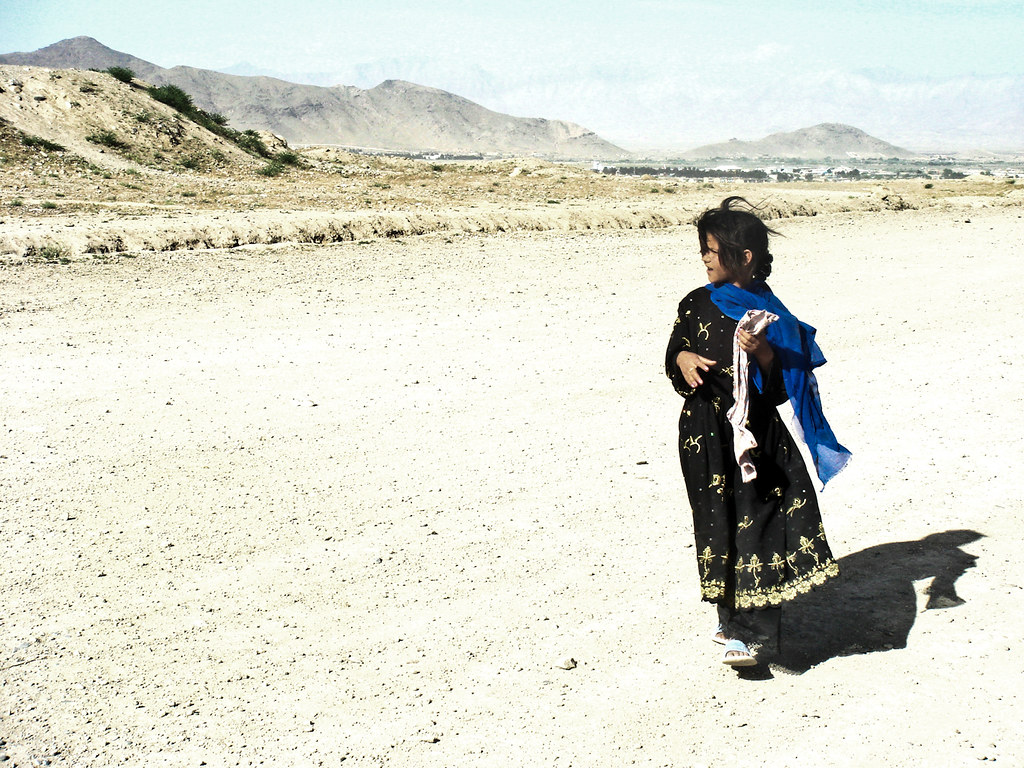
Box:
2;83;1024;764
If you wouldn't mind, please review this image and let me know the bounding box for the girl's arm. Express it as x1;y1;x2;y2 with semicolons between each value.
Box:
665;294;717;395
738;328;774;372
739;328;788;405
675;350;717;388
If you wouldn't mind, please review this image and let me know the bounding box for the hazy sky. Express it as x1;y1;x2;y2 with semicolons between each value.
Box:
2;0;1022;150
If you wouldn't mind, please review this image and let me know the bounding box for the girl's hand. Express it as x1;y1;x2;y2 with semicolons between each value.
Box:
737;329;774;371
676;350;717;388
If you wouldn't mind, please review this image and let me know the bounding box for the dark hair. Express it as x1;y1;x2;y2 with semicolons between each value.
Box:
695;196;779;281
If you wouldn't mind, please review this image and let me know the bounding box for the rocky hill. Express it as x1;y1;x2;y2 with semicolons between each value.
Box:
0;64;264;173
681;123;916;160
0;37;626;159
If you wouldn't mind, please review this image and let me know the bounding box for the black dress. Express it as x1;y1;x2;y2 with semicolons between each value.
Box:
666;286;838;642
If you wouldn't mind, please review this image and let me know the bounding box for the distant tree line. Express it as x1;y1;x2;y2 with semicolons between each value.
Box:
601;166;770;180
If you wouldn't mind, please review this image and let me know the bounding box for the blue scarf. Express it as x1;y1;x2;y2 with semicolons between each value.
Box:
708;281;851;487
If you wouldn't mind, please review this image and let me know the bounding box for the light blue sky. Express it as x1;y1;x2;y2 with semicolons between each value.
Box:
2;1;1022;150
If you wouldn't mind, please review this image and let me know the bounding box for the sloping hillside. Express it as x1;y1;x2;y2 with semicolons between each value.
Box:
0;64;262;172
0;37;627;159
682;123;916;160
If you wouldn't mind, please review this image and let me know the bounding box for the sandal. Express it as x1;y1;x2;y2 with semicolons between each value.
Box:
722;639;757;667
712;623;727;645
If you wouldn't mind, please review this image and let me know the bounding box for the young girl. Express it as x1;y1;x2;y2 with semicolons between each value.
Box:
665;197;850;667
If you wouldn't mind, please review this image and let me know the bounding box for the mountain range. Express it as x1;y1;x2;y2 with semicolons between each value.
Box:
680;123;914;161
1;37;930;161
0;37;625;159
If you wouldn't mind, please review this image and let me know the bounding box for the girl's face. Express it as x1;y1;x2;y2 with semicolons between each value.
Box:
701;234;735;285
701;233;752;287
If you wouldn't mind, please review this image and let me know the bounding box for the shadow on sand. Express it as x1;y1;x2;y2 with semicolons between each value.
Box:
762;529;982;675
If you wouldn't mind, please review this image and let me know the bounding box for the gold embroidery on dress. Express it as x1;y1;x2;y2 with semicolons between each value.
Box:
700;559;840;608
745;553;763;588
737;515;753;531
682;435;703;454
817;522;827;541
785;497;807;517
769;552;785;575
700;579;726;601
698;546;715;579
708;473;726;496
698;322;711;340
799;536;822;566
721;365;735;377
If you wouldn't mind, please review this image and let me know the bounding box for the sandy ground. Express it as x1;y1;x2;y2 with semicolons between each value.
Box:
2;203;1023;766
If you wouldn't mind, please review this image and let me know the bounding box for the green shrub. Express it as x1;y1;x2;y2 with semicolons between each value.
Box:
924;183;934;189
86;131;130;151
146;83;272;161
149;84;194;113
41;201;57;209
22;134;65;152
26;242;71;263
10;198;23;207
237;130;270;158
105;66;135;84
275;150;301;166
258;160;285;177
180;155;202;170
